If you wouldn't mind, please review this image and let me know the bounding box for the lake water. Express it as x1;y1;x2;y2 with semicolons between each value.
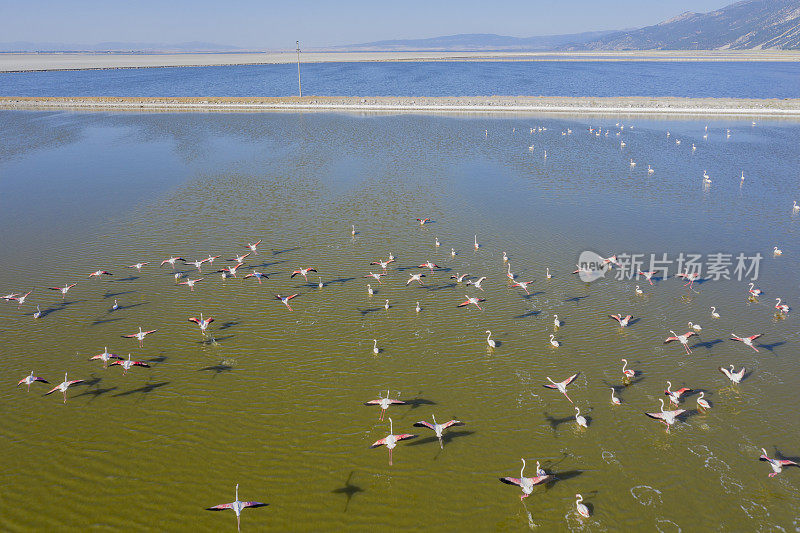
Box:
1;110;799;531
2;60;800;98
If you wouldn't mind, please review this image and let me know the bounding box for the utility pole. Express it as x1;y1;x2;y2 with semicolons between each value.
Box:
296;40;302;97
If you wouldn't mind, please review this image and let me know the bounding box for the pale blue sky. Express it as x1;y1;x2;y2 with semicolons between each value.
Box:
0;0;734;49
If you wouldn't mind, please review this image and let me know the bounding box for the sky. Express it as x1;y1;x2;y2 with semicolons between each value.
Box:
0;0;735;49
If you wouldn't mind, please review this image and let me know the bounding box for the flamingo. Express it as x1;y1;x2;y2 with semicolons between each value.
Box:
416;218;431;225
711;307;720;318
645;398;685;431
553;315;560;329
549;334;560;348
450;273;470;283
121;327;157;348
88;270;112;278
793;201;799;213
372;339;380;355
204;255;220;266
17;371;48;391
351;225;356;237
384;299;390;310
458;295;485;311
218;263;244;278
748;282;762;297
434;237;440;247
466;276;486;290
450;248;456;258
621;359;635;381
664;330;698;354
173;273;181;283
730;333;762;352
189;313;214;335
33;304;41;318
696;392;710;410
499;458;551;500
610;388;621;405
2;292;20;301
363;272;385;284
415;301;421;313
89;347;122;368
602;255;621;267
635;285;643;295
185;259;205;272
630;158;636;168
719;365;745;384
664;381;691;406
244;271;268;284
406;273;426;286
49;283;77;300
775;298;790;314
128;262;149;271
759;449;799;478
688;321;702;332
246;239;262;254
275;294;298;311
291;267;317;281
364;390;405;420
229;252;250;264
418;261;439;273
546;267;552;279
474;235;479;250
485;330;496;348
370;258;394;272
318;277;323;288
160;256;184;269
502;251;508;263
413;415;464;449
45;372;84;403
648;164;654;174
575;494;591;518
205;484;267;532
367;284;373;296
109;354;150;375
773;246;782;256
179;278;203;291
637;270;655;285
609;314;632;327
370;418;416;466
510;280;534;294
677;271;701;289
505;264;515;281
574;407;588;428
112;299;118;311
543;373;579;403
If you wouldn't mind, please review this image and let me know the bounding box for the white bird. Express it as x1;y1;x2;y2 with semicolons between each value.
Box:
415;301;421;313
773;246;782;256
546;267;552;279
648;165;654;174
466;276;486;290
205;484;266;532
450;248;456;258
793;201;799;213
574;407;588;428
696;391;710;410
473;235;479;250
553;315;560;329
575;494;591;518
33;305;41;319
635;285;643;295
719;364;745;384
710;306;720;318
645;398;685;430
485;330;496;348
549;334;560;348
610;388;621;405
384;299;390;310
688;321;702;331
367;284;373;297
499;458;551;500
372;339;379;355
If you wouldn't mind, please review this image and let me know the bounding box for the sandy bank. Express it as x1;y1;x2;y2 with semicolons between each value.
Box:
2;50;800;72
2;96;800;117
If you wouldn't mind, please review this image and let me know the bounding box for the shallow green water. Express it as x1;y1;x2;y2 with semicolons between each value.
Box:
1;111;799;531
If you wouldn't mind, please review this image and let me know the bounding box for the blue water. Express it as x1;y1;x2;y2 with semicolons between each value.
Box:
2;61;799;98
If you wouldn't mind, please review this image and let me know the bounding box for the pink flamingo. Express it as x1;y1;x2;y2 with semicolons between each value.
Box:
413;415;464;448
677;271;701;289
109;354;150;375
179;277;204;291
45;372;84;403
11;290;33;309
370;258;395;272
17;371;49;391
775;298;790;314
575;494;591;518
730;333;762;352
89;347;123;368
363;272;385;284
719;364;745;384
275;294;298;311
609;314;632;327
664;330;698;354
364;390;405;420
406;273;426;286
160;256;185;269
204;255;221;266
511;280;534;294
185;259;205;272
229;252;250;264
218;263;244;278
49;283;77;300
458;295;485;310
645;398;685;431
664;381;691;406
759;449;799;477
637;270;656;285
121;327;157;348
418;261;440;272
416;217;431;225
543;373;579;403
244;271;269;284
450;273;470;283
246;239;263;254
499;458;551;500
370;417;416;465
128;262;149;271
466;276;486;290
291;267;317;281
206;484;267;532
88;270;112;278
621;359;636;381
189;313;214;335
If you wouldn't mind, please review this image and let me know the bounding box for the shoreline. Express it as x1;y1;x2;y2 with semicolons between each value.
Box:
2;50;800;72
2;96;800;117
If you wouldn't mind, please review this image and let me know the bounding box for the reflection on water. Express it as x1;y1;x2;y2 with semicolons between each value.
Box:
1;110;799;530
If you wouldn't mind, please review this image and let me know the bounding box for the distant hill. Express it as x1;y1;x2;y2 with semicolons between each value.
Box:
0;41;248;53
332;31;620;52
571;0;800;50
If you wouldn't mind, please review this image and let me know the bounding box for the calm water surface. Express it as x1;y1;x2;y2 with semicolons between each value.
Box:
1;110;800;531
2;61;800;98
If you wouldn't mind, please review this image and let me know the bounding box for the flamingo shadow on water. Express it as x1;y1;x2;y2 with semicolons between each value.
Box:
544;469;585;489
218;321;240;330
407;429;475;448
692;338;723;351
114;276;139;282
757;341;786;353
196;334;235;345
402;397;437;412
103;290;137;299
198;363;234;376
426;283;456;292
513;309;540;319
91;317;124;326
147;355;168;366
331;471;365;512
563;295;590;304
113;302;147;312
543;411;575;430
357;307;382;316
271;246;301;256
519;291;545;300
73;384;118;401
768;446;800;464
323;277;355;286
111;381;170;398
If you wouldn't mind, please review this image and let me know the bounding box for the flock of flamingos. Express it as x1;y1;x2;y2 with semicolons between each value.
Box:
6;125;800;529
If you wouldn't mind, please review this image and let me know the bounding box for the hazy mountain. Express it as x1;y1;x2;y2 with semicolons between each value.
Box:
0;41;249;53
332;31;620;52
571;0;800;50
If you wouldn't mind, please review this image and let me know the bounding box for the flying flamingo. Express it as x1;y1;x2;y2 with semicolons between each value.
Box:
574;407;588;428
418;261;440;272
466;276;486;290
128;262;149;271
370;258;395;272
719;364;745;384
677;271;701;289
664;381;691;406
185;259;205;272
17;371;48;391
179;278;203;291
363;272;385;284
49;283;77;300
696;392;710;410
637;270;656;285
110;354;151;375
204;255;221;266
664;330;698;354
610;388;621;405
609;314;632;327
645;398;685;431
2;292;20;301
121;327;157;348
416;218;430;225
89;347;122;368
246;239;262;254
458;295;485;311
575;494;591;518
775;298;790;314
413;415;464;448
189;313;214;335
160;256;184;269
291;267;317;281
510;280;534;294
370;417;416;465
406;273;426;286
11;290;33;309
88;270;112;278
759;449;799;478
244;271;268;283
450;273;470;283
621;359;636;381
45;372;84;403
364;390;405;420
730;333;762;352
205;484;267;532
275;294;298;311
499;458;551;500
543;373;579;403
485;330;496;348
218;263;244;278
229;252;250;264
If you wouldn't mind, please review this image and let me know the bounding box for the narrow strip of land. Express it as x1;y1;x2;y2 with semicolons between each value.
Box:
2;96;800;117
2;50;800;72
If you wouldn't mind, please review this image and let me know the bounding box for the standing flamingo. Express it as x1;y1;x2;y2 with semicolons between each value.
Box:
710;307;720;318
696;392;710;410
549;334;560;347
499;458;551;500
719;365;745;384
730;333;762;352
664;381;691;406
205;484;267;532
17;371;49;391
413;415;464;449
575;494;591;518
543;373;579;403
370;418;416;465
775;298;790;314
45;372;84;403
364;390;405;420
485;330;496;348
621;359;636;381
759;449;799;477
574;407;588;428
121;327;157;348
